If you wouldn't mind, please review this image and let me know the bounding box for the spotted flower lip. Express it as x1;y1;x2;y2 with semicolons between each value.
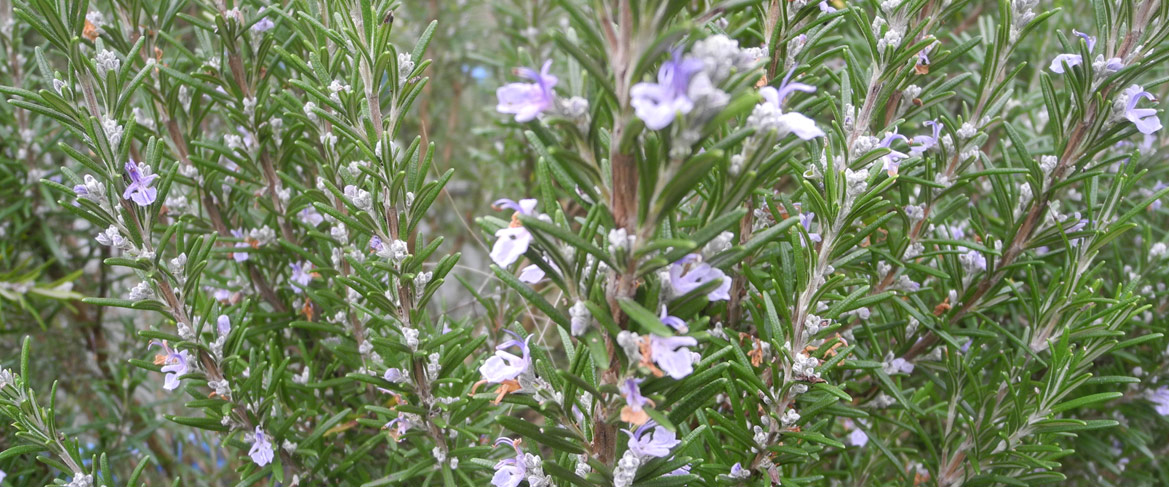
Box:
668;254;731;301
878;133;910;176
479;331;531;383
631;48;705;130
1124;86;1162;135
151;340;190;391
754;69;824;140
624;421;680;458
490;198;539;267
491;437;526;487
248;426;274;466
496;60;558;123
648;334;698;379
122;160;158;206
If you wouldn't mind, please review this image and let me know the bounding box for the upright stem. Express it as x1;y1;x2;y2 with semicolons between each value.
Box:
594;0;637;466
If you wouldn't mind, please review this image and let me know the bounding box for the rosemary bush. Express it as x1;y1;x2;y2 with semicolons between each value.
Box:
2;0;1169;486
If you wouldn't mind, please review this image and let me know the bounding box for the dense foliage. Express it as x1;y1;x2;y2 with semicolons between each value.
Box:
2;0;1169;486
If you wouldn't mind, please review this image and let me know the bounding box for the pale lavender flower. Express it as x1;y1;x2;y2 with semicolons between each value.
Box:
659;305;688;333
1148;387;1169;415
1124;86;1162;135
217;314;231;335
290;261;313;293
620;378;650;412
122;160;158;206
300;207;323;226
152;341;190;391
252;8;275;32
248;426;274;466
496;61;557;122
490;198;538;267
384;417;410;441
631;48;705;130
517;264;545;283
752;69;824;140
914;44;934;74
668;254;731;301
492;438;526;487
729;462;749;478
383;368;407;383
625;422;680;458
231;229;251;263
960;249;987;272
843;418;869;447
800;212;822;243
819;1;837;13
878;133;910;176
1049;30;1094;73
650;334;698;379
479;332;531;383
910;120;943;156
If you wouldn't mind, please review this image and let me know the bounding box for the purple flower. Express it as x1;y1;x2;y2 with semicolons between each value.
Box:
248;426;274;466
290;261;313;293
910;120;943;156
492;438;526;487
650;334;698;379
819;1;837;13
631;49;705;129
490;198;539;267
1124;86;1162;135
915;44;935;74
619;378;654;424
730;462;747;477
960;249;987;272
217;314;231;335
517;264;545;283
878;133;910;176
383;416;412;441
383;368;407;383
843;418;869;447
659;305;688;333
496;61;557;122
668;254;731;301
152;341;190;391
122;160;158;206
230;229;251;263
799;212;822;243
1049;30;1094;73
625;422;680;458
755;69;824;140
252;8;275;32
479;332;531;383
300;207;324;226
1148;387;1169;415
